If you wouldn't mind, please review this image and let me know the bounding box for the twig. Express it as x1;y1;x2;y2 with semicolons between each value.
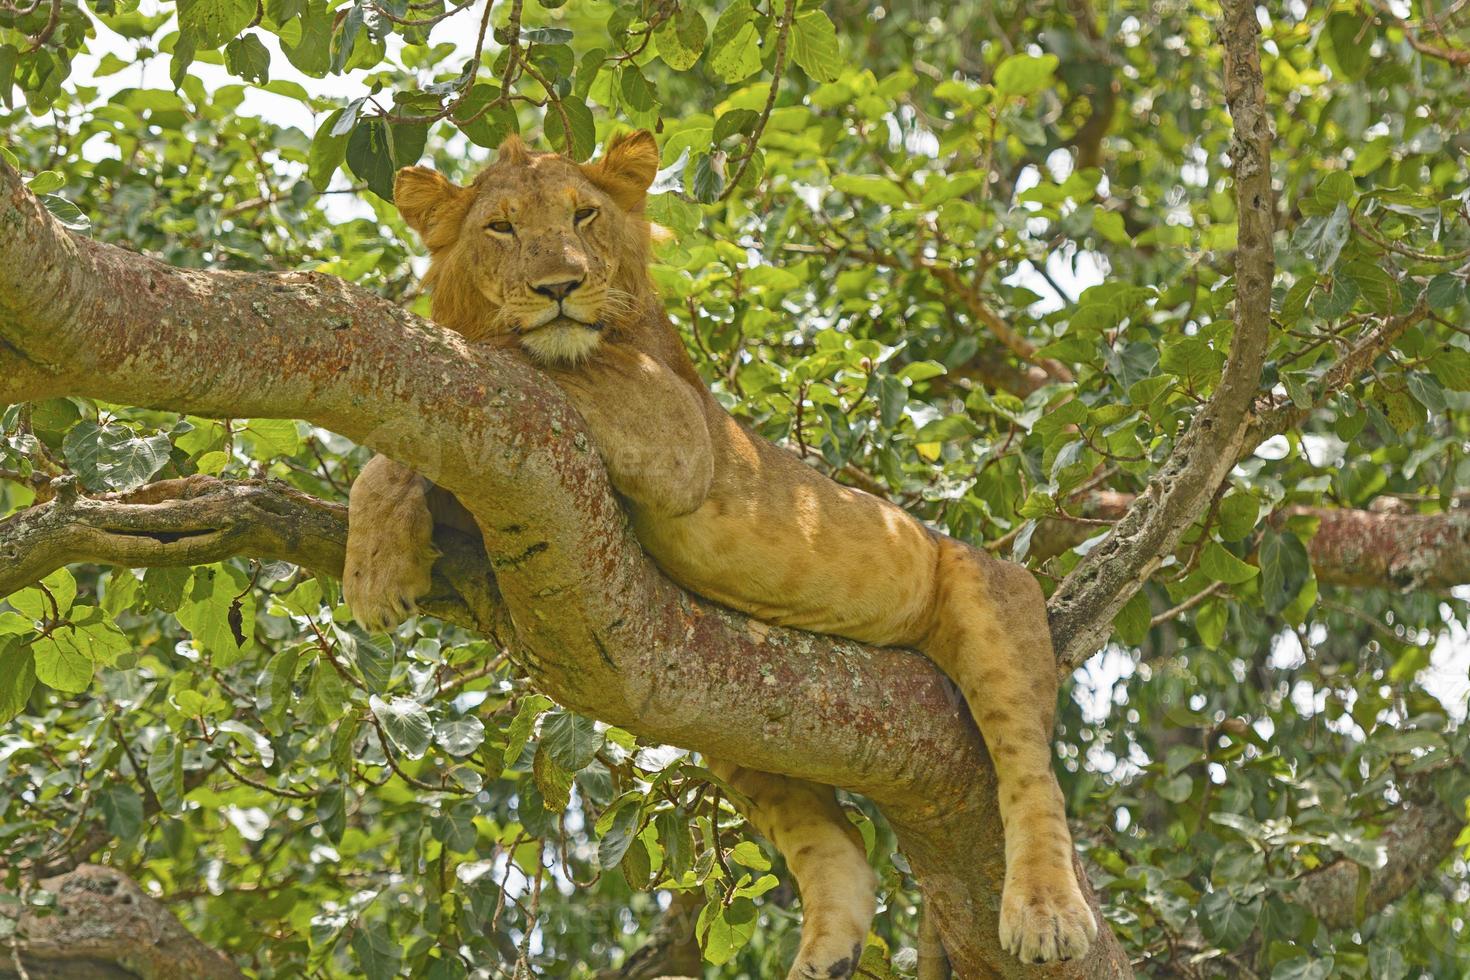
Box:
1149;580;1226;628
22;0;59;52
720;0;797;200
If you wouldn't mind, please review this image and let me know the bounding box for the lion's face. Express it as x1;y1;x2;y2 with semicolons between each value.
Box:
394;132;661;364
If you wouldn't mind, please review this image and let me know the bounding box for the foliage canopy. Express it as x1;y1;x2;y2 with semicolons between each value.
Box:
2;0;1469;977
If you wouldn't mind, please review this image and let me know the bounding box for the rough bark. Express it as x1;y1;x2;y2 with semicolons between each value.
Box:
0;865;242;980
0;161;1128;979
1028;494;1470;592
1045;0;1276;669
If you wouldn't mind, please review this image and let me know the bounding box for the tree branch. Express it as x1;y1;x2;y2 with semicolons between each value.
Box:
1029;493;1470;592
1;865;243;980
1046;0;1276;669
0;158;1128;976
1290;793;1466;930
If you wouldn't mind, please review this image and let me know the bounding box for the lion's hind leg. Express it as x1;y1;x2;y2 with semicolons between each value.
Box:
920;540;1097;964
706;759;876;980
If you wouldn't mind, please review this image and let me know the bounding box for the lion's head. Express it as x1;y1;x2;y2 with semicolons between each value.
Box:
393;130;661;363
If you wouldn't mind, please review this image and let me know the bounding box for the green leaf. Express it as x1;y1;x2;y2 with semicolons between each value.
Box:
224;32;271;84
32;631;96;694
1314;169;1355;207
832;174;909;207
543;97;596;161
176;565;255;664
1368;946;1407;980
655;809;693;880
1428;347;1470;391
39;194;91;232
655;8;706;71
346;118;429;202
1292;202;1350;270
370;694;433;760
432;800;479;852
350;922;402;980
214;719;275;767
1159;336;1224;390
1321;11;1372;81
434;717;485;757
690;152;725;204
1216;493;1259;542
597;798;641;868
618;65;657;113
1425;273;1465;312
243;418;302;458
532;741;574;810
98;784;144;840
142;566;191;613
1341;259;1396;313
1259;528;1311;615
790;11;841;84
308;109;349;191
147;733;186;815
709;1;761;83
1199;541;1259;585
540;710;602;772
1092;208;1130;244
26;170;64;193
713;108;760;145
281;0;332;77
178;0;256;48
61;421;172;491
1113;589;1150;645
9;568;77;621
1272;955;1334;980
316;784;346;843
1196;598;1227;649
101;568;141;620
0;638;37;724
1156;772;1193;803
503;693;553;766
454;84;518;149
1198;889;1260;949
993;53;1059;97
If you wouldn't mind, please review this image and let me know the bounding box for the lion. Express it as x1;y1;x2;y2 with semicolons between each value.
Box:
342;131;1098;974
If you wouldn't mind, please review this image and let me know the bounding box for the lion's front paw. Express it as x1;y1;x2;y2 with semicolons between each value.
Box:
998;873;1097;964
342;544;436;633
788;938;861;980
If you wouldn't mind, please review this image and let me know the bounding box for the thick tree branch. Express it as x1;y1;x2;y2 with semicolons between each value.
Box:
1;864;242;980
1046;0;1276;669
1290;793;1466;930
1029;495;1470;592
0;159;1128;976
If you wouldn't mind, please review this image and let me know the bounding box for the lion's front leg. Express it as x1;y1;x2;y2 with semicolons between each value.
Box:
343;454;438;632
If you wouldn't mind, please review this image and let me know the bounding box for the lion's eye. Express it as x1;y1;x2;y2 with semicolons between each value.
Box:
487;220;514;235
574;207;599;225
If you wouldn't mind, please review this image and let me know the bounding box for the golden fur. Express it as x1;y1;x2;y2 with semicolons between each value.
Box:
343;132;1096;974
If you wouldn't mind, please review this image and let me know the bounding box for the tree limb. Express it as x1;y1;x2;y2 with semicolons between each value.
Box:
1046;0;1276;669
1028;494;1470;592
0;158;1129;976
1290;793;1466;930
0;864;243;980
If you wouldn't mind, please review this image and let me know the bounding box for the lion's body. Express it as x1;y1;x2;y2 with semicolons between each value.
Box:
343;134;1096;975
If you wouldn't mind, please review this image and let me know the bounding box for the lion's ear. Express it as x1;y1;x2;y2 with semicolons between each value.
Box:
394;166;471;247
584;130;660;213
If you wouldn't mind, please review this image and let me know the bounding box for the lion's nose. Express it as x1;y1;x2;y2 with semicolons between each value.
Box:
531;278;584;301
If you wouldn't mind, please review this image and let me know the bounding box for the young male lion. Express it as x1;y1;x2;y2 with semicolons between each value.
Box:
343;131;1097;973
